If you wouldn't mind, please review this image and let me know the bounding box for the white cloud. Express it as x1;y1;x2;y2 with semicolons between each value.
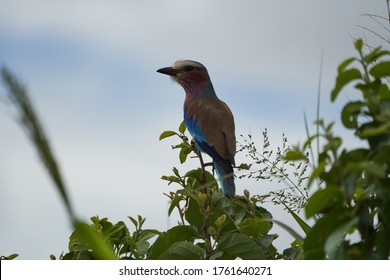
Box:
1;1;385;82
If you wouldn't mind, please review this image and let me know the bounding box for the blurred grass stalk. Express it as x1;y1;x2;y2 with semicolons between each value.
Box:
1;66;75;221
1;66;116;259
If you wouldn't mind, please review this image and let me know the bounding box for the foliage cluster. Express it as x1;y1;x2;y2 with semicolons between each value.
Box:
287;39;390;259
60;122;294;260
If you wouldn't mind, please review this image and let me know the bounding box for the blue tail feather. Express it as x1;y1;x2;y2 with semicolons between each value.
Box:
193;139;235;197
191;139;235;197
214;160;235;198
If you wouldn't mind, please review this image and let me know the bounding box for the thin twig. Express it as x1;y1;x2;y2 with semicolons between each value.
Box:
197;152;207;186
387;0;390;27
303;112;315;168
360;13;390;33
356;25;390;44
317;49;324;159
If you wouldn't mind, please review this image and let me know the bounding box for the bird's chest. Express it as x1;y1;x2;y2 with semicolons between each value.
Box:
184;111;206;142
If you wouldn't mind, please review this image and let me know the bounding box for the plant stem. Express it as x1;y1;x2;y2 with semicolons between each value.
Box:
194;150;212;259
254;149;308;200
316;50;324;161
358;49;371;84
197;152;207;186
1;67;76;222
387;0;390;27
203;190;212;259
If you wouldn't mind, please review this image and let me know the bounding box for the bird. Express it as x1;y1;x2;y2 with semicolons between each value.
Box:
157;60;236;198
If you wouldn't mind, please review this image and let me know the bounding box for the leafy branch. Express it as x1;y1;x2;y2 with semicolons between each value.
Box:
287;39;390;259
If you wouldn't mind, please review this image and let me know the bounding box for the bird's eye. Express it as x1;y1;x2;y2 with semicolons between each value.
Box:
184;66;194;72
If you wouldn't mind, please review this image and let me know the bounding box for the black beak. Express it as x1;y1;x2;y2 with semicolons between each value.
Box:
157;67;177;76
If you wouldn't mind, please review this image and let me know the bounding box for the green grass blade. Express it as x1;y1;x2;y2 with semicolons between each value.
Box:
1;66;75;221
285;206;311;235
73;220;117;260
272;219;304;243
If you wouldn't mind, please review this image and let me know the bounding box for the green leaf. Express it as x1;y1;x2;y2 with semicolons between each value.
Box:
303;135;317;150
168;195;184;216
158;241;204;260
303;215;340;259
161;175;181;184
213;193;247;225
331;68;362;101
323;136;342;153
130;230;159;258
105;222;127;239
172;167;180;177
236;163;251;170
134;240;151;258
178;121;186;134
324;217;358;259
217;233;266;260
325;122;335;133
159;130;177;140
358;123;390;138
376;203;390;258
354;38;363;51
284;149;307;161
364;48;390;64
73;220;117;260
285;205;311;235
138;215;146;228
308;160;327;188
128;216;138;228
378;101;390;123
339;148;369;164
341;101;365;129
179;146;192;164
370;61;390;79
2;254;19;260
305;187;342;218
379;84;390;100
346;161;386;178
271;219;304;243
283;246;302;260
179;149;187;164
139;229;161;239
172;143;189;150
238;218;271;239
185;197;203;233
185;168;203;179
148;225;198;259
337;57;355;74
215;214;227;227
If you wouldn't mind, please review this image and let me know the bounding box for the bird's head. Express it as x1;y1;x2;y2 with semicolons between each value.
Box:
157;60;212;95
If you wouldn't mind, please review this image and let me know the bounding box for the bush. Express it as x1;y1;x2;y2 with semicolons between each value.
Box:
286;39;390;259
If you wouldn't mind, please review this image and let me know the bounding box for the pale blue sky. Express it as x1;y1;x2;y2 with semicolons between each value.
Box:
0;0;387;259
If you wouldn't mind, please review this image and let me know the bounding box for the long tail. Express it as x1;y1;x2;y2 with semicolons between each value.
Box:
194;139;235;198
214;159;235;198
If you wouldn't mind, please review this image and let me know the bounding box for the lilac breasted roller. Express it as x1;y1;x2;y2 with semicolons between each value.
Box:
157;60;236;198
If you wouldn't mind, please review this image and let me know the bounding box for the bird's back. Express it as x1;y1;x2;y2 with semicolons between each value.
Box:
185;96;236;165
